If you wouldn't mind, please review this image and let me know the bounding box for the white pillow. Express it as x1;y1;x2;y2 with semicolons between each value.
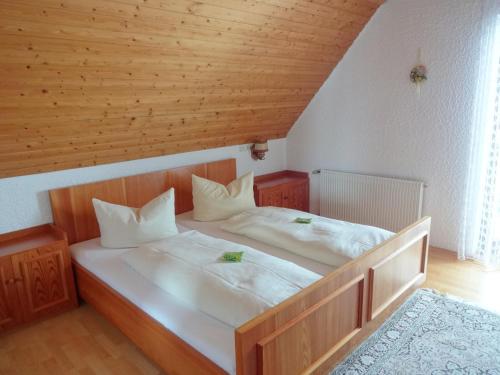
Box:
92;189;178;248
192;172;256;221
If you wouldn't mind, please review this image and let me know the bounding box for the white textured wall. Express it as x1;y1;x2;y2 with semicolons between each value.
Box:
287;0;483;250
0;139;286;234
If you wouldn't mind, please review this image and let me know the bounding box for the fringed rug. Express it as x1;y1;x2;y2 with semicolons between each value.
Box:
331;289;500;375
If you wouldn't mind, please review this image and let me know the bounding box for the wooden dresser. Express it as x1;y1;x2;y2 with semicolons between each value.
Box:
254;170;309;212
0;224;78;332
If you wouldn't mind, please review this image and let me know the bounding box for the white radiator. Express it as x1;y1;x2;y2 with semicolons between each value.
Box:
320;170;424;232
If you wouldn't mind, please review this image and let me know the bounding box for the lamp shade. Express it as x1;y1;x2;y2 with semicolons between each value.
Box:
253;141;268;152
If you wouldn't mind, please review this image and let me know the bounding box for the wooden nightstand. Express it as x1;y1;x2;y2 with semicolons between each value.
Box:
0;224;78;332
254;170;309;212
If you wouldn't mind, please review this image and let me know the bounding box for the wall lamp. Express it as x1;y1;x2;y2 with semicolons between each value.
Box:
251;141;269;160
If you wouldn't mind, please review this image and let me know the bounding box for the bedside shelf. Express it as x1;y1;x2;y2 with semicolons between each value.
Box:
0;224;78;332
254;170;309;212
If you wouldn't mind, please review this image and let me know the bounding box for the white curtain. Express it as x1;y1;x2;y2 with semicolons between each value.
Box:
460;0;500;268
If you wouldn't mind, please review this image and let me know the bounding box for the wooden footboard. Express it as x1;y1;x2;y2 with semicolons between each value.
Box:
235;217;431;375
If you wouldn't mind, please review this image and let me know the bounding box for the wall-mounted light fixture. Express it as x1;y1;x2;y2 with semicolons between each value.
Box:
251;141;268;160
410;48;427;96
410;64;427;84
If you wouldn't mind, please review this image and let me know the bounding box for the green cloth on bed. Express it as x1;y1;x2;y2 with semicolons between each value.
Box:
294;217;312;224
222;251;244;262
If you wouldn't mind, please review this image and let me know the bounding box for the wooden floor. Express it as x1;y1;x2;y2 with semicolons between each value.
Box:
0;305;162;375
1;247;499;375
423;247;500;313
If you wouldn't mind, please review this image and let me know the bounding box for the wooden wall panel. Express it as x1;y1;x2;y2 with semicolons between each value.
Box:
0;0;382;177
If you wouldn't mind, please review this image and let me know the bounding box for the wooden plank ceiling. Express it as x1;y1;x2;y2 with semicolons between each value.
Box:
0;0;382;178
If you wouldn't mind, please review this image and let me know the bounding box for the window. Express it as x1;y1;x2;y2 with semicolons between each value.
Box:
461;5;500;268
477;45;500;266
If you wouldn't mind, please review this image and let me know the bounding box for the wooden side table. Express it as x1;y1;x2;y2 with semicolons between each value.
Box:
0;224;78;332
254;170;309;212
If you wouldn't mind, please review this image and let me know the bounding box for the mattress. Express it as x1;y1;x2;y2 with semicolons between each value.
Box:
70;212;334;374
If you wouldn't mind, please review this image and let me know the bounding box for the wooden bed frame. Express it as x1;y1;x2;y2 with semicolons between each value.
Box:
49;158;431;375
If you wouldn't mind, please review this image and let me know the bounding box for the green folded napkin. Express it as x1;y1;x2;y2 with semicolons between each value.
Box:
222;251;244;262
294;217;312;224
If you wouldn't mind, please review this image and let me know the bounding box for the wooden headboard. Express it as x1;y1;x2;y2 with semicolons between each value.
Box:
49;159;236;244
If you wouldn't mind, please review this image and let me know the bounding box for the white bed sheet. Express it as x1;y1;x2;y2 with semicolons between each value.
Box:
70;212;334;374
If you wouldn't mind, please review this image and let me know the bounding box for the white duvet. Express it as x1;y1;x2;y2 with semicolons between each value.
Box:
122;230;320;328
220;207;394;267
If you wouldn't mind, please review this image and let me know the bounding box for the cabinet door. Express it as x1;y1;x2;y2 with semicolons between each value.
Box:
12;243;76;321
285;182;309;212
0;257;23;330
260;188;285;207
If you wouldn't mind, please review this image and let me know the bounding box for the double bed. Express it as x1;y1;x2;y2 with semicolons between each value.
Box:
49;158;431;375
70;212;333;374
